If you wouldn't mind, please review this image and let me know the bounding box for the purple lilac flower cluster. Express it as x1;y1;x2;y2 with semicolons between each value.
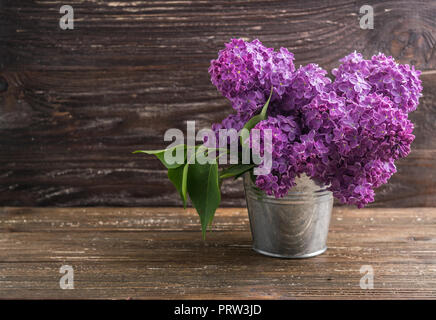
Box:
209;38;295;114
272;63;332;116
209;39;422;207
249;115;301;198
332;52;422;113
299;92;415;207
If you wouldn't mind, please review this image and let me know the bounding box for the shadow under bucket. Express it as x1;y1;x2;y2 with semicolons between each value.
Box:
243;173;333;258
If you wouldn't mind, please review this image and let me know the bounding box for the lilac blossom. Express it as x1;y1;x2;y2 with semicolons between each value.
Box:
275;63;331;115
250;115;302;198
208;39;422;208
332;52;423;113
209;38;295;114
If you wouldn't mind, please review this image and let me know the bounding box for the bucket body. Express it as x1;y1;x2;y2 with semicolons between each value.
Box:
243;173;333;258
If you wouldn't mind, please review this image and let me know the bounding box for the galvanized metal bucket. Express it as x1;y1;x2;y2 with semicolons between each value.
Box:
243;173;333;258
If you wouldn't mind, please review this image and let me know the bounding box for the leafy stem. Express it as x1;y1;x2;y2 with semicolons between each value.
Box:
133;87;274;238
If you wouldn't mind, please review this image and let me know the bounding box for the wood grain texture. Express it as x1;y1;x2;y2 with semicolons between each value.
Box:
0;1;435;207
0;207;436;299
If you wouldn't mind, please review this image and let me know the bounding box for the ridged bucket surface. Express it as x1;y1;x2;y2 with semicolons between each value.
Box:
243;173;333;259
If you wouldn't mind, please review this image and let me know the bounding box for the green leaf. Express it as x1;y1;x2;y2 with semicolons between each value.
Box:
182;163;189;207
167;164;189;208
260;86;273;119
133;144;186;169
240;86;274;147
219;164;256;180
187;162;221;239
135;144;222;238
166;145;215;210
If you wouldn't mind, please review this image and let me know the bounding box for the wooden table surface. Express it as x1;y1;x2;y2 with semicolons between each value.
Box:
0;207;435;299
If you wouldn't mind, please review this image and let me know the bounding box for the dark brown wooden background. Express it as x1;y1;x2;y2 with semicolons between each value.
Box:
0;0;435;207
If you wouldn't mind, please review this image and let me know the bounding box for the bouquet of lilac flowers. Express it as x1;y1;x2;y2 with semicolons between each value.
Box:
210;38;422;208
136;38;422;237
